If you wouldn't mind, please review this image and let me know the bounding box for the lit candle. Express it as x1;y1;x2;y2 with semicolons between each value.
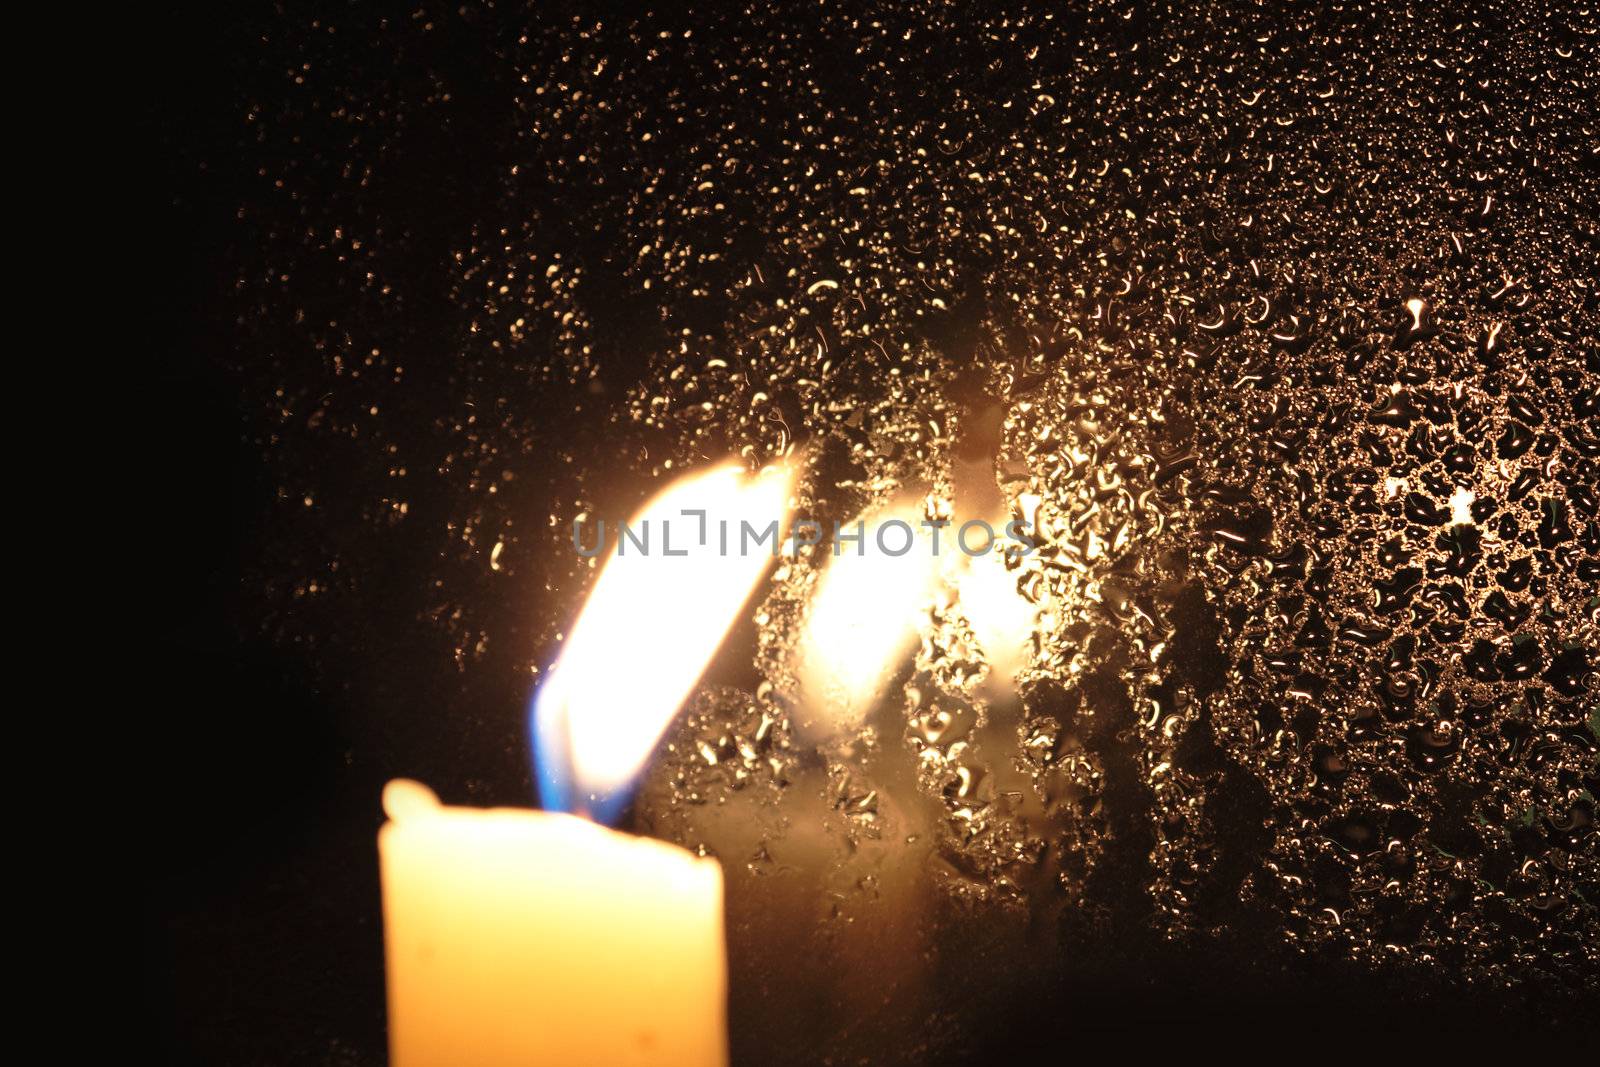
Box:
379;461;795;1067
379;780;725;1065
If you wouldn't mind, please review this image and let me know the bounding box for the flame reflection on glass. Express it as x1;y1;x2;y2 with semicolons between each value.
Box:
534;461;795;822
797;498;1040;733
955;545;1035;688
794;499;943;736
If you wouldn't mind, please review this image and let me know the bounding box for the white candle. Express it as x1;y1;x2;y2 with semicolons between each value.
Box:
379;460;795;1067
380;780;725;1066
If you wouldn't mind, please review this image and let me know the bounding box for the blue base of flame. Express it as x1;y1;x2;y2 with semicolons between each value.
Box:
530;686;634;826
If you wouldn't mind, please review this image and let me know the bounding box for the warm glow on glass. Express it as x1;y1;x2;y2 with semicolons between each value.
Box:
955;546;1034;685
795;499;942;733
534;461;795;818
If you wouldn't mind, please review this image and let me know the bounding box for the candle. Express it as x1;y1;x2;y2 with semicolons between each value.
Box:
379;460;796;1067
379;779;725;1066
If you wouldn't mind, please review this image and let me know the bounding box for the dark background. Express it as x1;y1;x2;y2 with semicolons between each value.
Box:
139;2;1598;1062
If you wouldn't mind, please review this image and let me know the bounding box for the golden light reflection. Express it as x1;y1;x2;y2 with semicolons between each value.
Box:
795;498;943;733
797;497;1041;733
954;545;1035;687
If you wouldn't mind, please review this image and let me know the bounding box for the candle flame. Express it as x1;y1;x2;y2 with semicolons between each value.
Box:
534;461;795;821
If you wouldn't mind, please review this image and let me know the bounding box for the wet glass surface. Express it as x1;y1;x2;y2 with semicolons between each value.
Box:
146;1;1598;1061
